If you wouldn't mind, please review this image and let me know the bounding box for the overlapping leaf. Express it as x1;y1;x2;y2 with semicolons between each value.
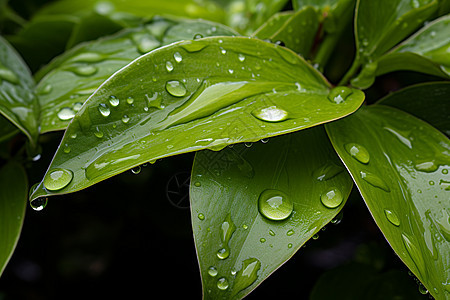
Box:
0;162;28;276
326;105;450;299
252;7;319;56
36;18;238;133
378;82;450;136
353;14;450;88
190;126;353;299
30;36;364;201
0;36;39;146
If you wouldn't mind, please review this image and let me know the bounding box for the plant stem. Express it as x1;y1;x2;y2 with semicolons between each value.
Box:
338;57;361;86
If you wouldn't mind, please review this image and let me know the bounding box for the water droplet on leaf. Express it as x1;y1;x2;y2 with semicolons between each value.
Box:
328;86;353;104
109;95;120;107
384;209;400;226
252;106;289;122
166;80;187;97
360;171;390;192
98;103;111;117
174;52;183;63
43;168;73;191
57;107;75;120
217;277;229;290
208;266;218;277
320;188;343;208
165;61;174;72
30;198;48;211
345;143;370;164
233;258;261;294
258;189;293;221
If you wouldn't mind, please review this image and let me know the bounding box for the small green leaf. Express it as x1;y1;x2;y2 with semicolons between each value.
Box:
36;18;237;133
377;82;450;136
190;126;353;299
326;105;450;299
352;14;450;88
252;7;320;56
0;161;28;276
0;36;39;146
30;36;364;201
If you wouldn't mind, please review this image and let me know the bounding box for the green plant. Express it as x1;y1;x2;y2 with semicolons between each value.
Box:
0;0;449;299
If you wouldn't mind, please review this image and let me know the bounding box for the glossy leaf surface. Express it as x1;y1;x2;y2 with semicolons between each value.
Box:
30;36;364;201
377;82;450;136
190;126;353;299
252;7;319;56
0;36;39;146
0;161;28;276
326;105;450;299
36;18;237;133
353;14;450;88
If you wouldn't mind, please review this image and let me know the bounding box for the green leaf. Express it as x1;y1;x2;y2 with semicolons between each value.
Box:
352;14;450;88
310;263;424;300
30;36;364;201
36;18;238;133
0;161;28;276
35;0;225;23
0;35;39;146
190;126;353;299
225;0;289;34
325;105;450;299
377;82;450;136
252;7;320;57
0;116;18;143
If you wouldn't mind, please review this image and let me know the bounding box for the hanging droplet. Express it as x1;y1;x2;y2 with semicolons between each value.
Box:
173;52;183;63
345;143;370;164
233;258;261;293
258;189;293;221
312;233;319;240
57;107;75;120
327;86;353;104
30;198;48;211
98;103;111;117
109;95;120;107
320;188;343;208
252;106;289;122
418;283;428;295
260;138;269;144
360;171;390;192
208;266;218;277
165;61;174;72
217;277;229;290
384;209;400;226
313;162;344;181
131;166;141;174
43;168;73;191
165;80;187;97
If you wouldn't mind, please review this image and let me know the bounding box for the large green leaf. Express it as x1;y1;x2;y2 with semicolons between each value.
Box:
30;36;364;201
0;161;28;276
325;105;450;299
35;0;224;23
377;82;450;137
343;0;440;86
352;14;450;88
36;18;238;133
0;36;39;146
190;126;353;299
252;7;320;57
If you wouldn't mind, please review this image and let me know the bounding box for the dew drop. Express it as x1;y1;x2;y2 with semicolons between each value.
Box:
252;106;289;122
126;97;134;105
194;181;201;187
312;233;319;240
63;144;71;154
165;80;187;97
260;238;266;243
173;52;183;63
109;95;120;107
415;161;438;173
217;277;229;290
269;230;275;236
98;103;111;117
238;54;245;62
327;86;353;104
258;189;293;221
345;143;370;164
442;169;448;174
208;266;218;277
71;65;98;76
260;138;269;144
198;213;205;220
43;168;73;191
320;188;343;208
360;171;390;192
217;247;230;260
30;198;48;211
193;33;203;39
57;107;75;120
286;229;294;236
121;115;130;124
384;209;400;226
233;258;261;293
288;243;292;248
418;283;428;295
94;128;104;138
72;102;83;112
165;61;174;72
131;166;141;174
